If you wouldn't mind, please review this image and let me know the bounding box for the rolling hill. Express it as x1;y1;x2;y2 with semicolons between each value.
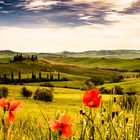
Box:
45;57;140;71
0;60;53;76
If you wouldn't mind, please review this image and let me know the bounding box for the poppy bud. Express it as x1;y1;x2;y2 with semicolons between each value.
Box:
102;120;104;125
113;97;116;102
126;118;128;124
112;112;115;119
79;109;85;116
92;126;95;132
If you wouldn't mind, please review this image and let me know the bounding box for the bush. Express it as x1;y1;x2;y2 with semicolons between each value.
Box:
84;80;94;90
61;77;68;81
114;85;124;95
0;87;9;98
90;76;104;86
33;88;53;102
40;83;54;88
111;75;124;83
21;87;32;99
99;87;111;94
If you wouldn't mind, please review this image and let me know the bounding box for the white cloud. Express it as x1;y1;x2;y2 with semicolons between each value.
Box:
25;1;59;10
0;16;140;52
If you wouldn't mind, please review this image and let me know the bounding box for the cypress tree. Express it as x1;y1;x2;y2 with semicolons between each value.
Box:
58;73;60;80
50;73;53;80
4;74;7;82
11;71;14;81
39;72;42;79
47;73;49;79
18;71;21;81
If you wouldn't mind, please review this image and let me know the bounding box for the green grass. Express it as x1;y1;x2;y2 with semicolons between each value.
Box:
0;60;53;76
0;84;139;139
52;64;119;81
100;79;140;92
46;57;140;70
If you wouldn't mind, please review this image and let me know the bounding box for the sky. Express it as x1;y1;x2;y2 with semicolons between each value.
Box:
0;0;140;52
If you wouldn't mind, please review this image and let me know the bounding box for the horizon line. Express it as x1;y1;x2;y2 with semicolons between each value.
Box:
0;49;140;54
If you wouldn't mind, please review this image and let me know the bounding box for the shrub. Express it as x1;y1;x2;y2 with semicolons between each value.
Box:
40;83;54;88
111;75;124;83
61;77;68;81
40;83;54;91
0;87;9;98
90;76;104;86
114;85;124;95
33;88;53;102
21;87;32;99
99;87;111;94
84;79;94;90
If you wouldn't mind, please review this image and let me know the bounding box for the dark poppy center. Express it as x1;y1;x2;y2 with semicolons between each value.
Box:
60;125;64;129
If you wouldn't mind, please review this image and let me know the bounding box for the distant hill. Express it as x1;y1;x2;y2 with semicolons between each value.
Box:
57;50;140;59
0;50;16;55
0;49;140;59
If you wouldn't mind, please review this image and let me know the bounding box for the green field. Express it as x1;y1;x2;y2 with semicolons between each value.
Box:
45;57;140;70
0;51;140;139
0;84;139;139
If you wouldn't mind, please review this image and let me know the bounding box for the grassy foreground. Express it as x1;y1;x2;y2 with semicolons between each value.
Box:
0;84;139;140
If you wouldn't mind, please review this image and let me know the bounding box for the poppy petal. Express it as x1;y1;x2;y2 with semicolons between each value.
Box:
49;119;61;130
10;101;22;111
83;89;101;108
62;125;72;137
59;115;72;125
93;96;102;108
8;111;15;124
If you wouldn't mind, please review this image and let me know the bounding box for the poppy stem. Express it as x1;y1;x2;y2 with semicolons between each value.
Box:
40;110;51;140
82;112;103;140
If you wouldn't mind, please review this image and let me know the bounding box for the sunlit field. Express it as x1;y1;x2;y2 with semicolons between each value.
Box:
0;84;139;140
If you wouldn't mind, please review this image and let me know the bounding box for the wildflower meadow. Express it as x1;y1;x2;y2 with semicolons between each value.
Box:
0;87;139;140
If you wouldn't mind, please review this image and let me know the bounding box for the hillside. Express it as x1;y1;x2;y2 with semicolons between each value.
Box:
0;60;53;75
46;57;140;71
52;63;120;80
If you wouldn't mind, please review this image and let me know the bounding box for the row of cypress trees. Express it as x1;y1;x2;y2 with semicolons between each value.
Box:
0;72;61;83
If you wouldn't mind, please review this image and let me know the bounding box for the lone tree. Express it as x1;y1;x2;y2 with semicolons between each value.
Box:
21;87;32;99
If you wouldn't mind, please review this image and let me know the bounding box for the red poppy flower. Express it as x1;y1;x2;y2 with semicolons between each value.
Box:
49;115;72;137
0;98;23;124
83;89;102;108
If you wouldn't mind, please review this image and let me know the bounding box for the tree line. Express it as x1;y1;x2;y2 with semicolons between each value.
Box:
0;72;66;84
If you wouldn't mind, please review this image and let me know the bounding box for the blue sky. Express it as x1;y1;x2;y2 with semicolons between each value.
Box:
0;0;140;52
